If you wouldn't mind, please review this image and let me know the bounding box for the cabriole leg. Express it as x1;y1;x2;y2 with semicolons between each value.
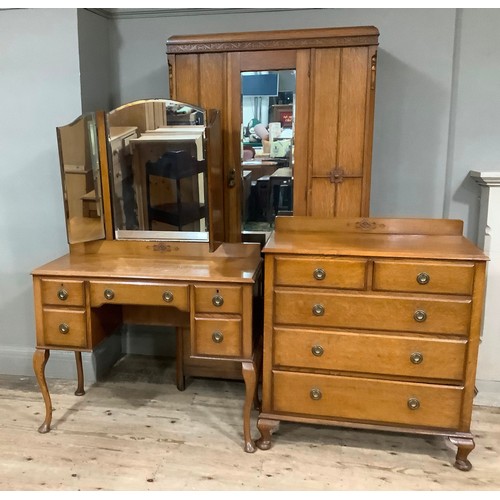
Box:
74;351;85;396
449;436;475;471
242;361;258;453
32;349;52;433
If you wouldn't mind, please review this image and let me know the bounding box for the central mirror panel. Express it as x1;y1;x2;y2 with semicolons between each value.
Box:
241;70;295;233
106;99;209;241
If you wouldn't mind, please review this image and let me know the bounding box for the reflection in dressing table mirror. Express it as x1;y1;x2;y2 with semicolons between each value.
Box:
105;99;212;242
57;113;105;244
240;70;295;234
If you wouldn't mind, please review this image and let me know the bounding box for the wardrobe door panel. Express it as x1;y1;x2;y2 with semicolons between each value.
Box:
171;54;199;104
337;46;369;177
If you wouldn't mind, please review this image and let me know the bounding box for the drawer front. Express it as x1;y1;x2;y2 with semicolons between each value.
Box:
89;281;189;310
194;285;242;314
272;371;463;429
273;328;467;381
274;290;471;335
274;257;367;289
42;308;87;348
41;279;85;307
372;260;475;295
192;317;242;357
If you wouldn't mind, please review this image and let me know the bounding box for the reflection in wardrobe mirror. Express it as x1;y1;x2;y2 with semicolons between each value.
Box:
241;70;295;233
105;99;209;241
57;113;105;244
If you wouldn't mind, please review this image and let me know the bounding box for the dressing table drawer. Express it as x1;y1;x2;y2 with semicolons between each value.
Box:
89;281;189;309
42;307;87;348
274;290;472;335
372;260;475;295
41;279;85;307
194;285;242;314
192;316;242;357
273;328;467;381
274;256;367;289
272;371;463;429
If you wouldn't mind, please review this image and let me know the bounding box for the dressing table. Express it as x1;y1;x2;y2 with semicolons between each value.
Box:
32;100;263;452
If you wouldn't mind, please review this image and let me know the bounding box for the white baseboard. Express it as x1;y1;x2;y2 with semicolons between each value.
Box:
0;333;123;384
475;379;500;407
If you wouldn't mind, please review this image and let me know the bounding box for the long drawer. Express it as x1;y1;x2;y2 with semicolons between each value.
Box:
372;260;475;295
274;290;471;335
272;370;463;429
89;281;189;310
273;328;467;381
274;256;367;289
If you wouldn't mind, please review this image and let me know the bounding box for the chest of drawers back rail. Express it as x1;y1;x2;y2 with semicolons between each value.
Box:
256;216;487;470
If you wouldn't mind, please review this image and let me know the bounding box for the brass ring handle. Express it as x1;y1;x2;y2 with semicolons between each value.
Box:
212;294;224;307
312;304;325;316
410;352;424;364
413;310;427;322
104;289;115;300
212;331;224;343
311;345;324;357
416;272;430;285
310;388;322;400
57;288;68;301
407;397;420;410
59;323;70;334
162;291;174;303
313;268;326;281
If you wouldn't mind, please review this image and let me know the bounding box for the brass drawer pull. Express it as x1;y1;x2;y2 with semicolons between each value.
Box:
59;323;70;334
310;388;322;400
413;309;427;322
313;268;326;281
311;345;324;357
212;294;224;307
57;288;68;301
104;289;115;300
410;352;423;364
416;272;430;285
212;331;224;343
312;304;325;316
162;291;174;303
407;397;420;410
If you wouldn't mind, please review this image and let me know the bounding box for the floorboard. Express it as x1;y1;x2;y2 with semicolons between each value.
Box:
1;355;499;491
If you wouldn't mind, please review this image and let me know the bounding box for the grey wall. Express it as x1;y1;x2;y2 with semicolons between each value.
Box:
0;8;82;375
1;8;500;383
78;9;112;112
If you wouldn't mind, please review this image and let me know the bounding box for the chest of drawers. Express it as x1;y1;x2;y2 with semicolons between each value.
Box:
256;217;487;470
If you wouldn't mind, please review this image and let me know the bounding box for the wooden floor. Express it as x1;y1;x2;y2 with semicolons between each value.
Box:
1;354;500;491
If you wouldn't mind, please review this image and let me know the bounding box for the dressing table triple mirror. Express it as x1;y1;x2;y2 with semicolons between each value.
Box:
32;98;263;452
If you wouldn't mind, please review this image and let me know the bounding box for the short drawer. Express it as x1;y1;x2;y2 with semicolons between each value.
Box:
192;317;242;357
272;371;463;429
194;285;242;314
40;279;85;307
274;256;367;289
89;281;189;310
274;290;471;336
273;328;467;381
372;260;475;295
42;307;87;348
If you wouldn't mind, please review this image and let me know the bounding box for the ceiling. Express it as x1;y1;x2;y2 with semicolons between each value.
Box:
88;8;312;19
